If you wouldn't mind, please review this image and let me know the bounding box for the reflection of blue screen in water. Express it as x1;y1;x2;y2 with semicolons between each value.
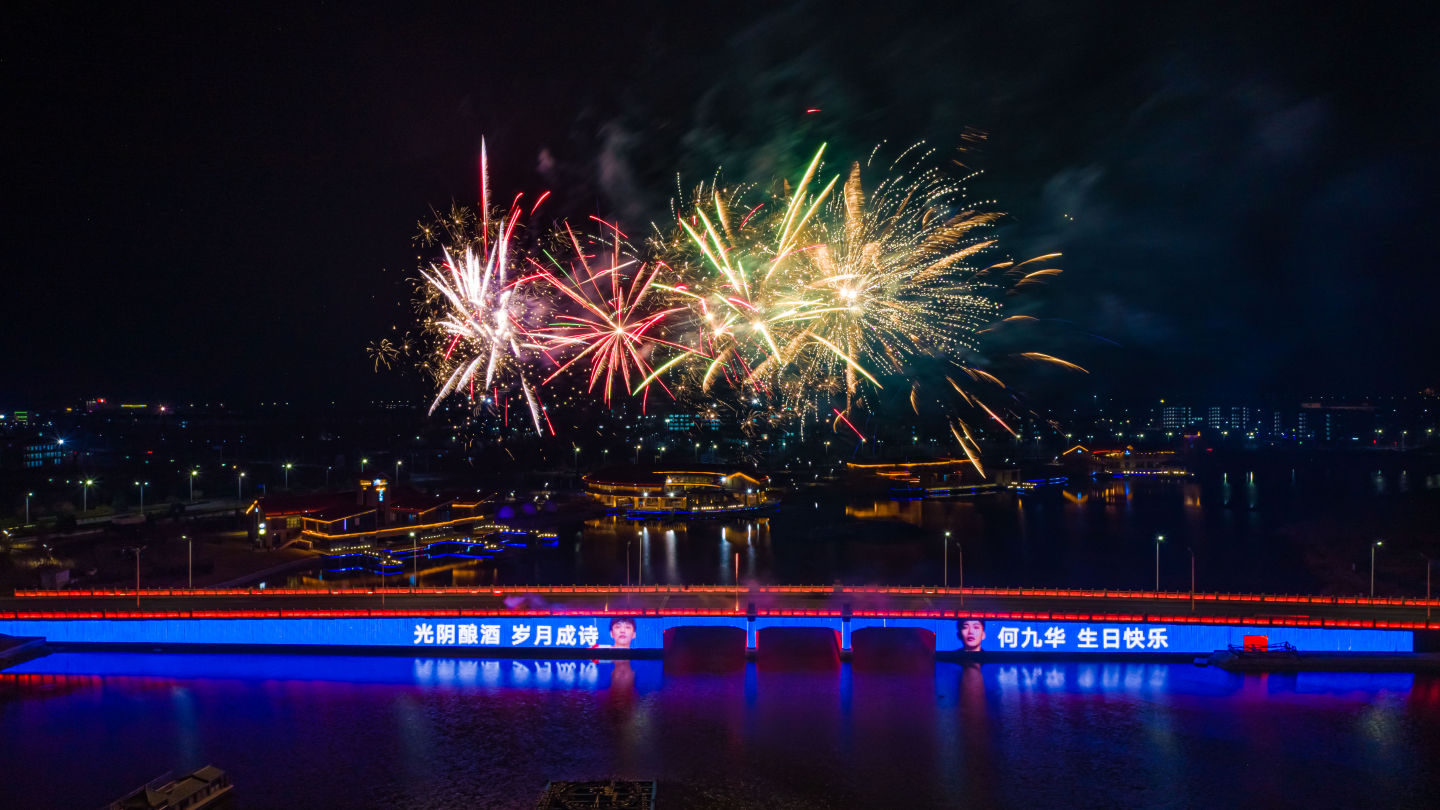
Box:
3;653;1434;810
2;652;666;691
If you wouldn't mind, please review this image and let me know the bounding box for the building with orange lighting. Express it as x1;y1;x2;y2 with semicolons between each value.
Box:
247;477;488;550
582;465;771;515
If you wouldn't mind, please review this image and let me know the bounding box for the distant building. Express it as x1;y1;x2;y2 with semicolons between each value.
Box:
583;465;770;514
1161;406;1192;432
1;434;71;470
248;477;483;550
1300;402;1376;444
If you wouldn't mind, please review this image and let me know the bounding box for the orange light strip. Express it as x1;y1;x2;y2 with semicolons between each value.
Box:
846;459;968;469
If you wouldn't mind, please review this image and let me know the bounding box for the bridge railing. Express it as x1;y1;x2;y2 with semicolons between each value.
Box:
11;584;1440;610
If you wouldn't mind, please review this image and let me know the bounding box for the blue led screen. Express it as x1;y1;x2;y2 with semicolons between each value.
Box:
0;616;1411;653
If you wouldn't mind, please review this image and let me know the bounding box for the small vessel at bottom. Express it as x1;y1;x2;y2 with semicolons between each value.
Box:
102;765;232;810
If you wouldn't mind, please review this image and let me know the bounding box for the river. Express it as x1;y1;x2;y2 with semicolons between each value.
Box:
286;458;1440;596
3;652;1437;808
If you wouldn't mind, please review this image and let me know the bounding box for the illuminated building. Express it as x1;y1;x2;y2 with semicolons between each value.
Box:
247;477;487;550
582;465;770;514
1;434;72;470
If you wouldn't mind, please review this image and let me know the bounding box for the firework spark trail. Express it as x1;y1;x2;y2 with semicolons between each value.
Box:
832;407;867;443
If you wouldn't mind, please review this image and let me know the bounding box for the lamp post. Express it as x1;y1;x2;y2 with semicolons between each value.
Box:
236;471;245;501
943;530;951;589
83;479;93;512
25;491;32;524
1189;547;1196;612
326;466;332;487
125;546;145;608
573;445;580;475
134;481;148;514
1154;533;1165;591
410;531;419;591
395;459;402;481
1422;553;1432;620
189;469;198;502
361;457;369;474
957;538;965;606
184;535;193;589
694;442;700;462
284;463;293;489
634;443;641;465
626;538;632;586
1371;540;1383;598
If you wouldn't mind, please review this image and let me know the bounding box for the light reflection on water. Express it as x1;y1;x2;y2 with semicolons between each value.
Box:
2;653;1438;809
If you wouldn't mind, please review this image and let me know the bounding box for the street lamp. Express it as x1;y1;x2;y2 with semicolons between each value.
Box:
236;471;246;501
1371;540;1383;598
410;531;418;591
25;491;32;524
184;534;193;589
134;481;148;513
1422;553;1433;620
1155;534;1165;591
125;546;145;608
958;536;965;605
361;457;369;474
634;443;641;464
943;530;951;589
284;463;293;489
1189;546;1196;612
694;442;700;461
394;459;402;481
83;479;94;512
189;469;198;502
573;445;580;475
326;466;332;487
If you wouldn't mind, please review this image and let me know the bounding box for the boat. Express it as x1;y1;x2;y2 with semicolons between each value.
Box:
102;765;232;810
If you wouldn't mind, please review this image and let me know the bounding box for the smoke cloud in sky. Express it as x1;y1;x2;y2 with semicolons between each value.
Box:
3;1;1435;404
545;0;1438;399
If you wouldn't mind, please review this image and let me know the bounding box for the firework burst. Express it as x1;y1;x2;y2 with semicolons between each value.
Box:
413;140;554;435
395;137;1081;467
647;141;1084;462
529;220;703;407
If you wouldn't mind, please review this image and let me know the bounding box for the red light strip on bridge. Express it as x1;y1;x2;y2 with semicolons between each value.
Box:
3;608;1438;630
14;585;1440;610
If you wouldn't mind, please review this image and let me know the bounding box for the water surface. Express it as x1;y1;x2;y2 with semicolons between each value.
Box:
3;652;1437;809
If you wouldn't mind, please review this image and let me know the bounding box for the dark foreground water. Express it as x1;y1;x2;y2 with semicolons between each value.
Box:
3;653;1439;809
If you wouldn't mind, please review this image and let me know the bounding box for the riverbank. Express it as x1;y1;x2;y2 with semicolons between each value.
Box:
1207;650;1440;672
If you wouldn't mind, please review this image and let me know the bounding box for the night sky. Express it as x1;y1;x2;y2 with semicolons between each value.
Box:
5;1;1437;409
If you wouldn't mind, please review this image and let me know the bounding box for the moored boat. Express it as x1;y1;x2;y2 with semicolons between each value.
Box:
102;765;232;810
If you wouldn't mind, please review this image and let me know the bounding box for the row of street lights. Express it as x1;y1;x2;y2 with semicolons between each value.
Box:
42;457;401;519
939;531;1420;608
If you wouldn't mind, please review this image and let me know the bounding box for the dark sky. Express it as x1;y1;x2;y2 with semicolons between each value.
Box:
4;1;1437;409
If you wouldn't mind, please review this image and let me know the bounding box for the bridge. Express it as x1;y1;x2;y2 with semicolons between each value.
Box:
3;585;1437;666
6;583;1440;625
